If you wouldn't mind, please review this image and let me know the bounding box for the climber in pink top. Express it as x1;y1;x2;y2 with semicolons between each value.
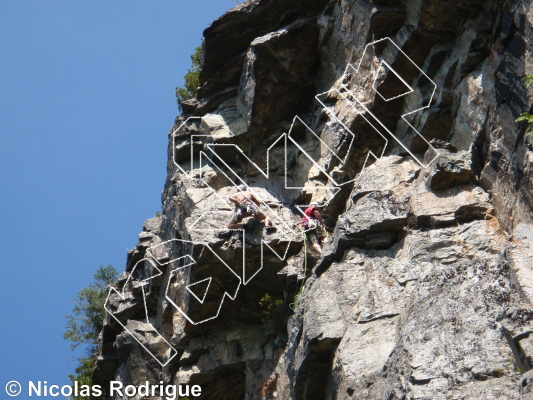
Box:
301;201;327;254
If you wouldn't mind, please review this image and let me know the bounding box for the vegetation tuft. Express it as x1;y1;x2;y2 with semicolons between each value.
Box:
175;46;202;112
259;293;285;328
64;264;118;399
516;75;533;138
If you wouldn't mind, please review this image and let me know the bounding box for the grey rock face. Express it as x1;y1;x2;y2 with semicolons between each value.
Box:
509;223;533;302
94;0;533;399
238;18;319;134
423;148;473;191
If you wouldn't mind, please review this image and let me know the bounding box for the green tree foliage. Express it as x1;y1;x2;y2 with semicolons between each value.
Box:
175;46;202;111
259;293;285;327
64;265;118;400
64;264;119;351
259;293;283;317
516;75;533;138
67;357;94;400
516;112;533;136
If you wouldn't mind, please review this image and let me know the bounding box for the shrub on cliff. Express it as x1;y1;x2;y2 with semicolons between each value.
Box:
64;264;118;351
67;357;94;400
175;46;202;112
516;112;533;136
64;265;118;399
516;75;533;138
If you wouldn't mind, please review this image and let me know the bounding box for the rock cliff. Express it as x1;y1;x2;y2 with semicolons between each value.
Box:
94;0;533;399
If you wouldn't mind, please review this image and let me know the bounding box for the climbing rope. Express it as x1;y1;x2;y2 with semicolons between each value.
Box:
289;234;308;311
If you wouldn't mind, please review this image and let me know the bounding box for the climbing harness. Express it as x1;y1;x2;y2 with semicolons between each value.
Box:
303;218;318;230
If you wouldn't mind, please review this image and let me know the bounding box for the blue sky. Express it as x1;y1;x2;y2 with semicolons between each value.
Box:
0;0;233;395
